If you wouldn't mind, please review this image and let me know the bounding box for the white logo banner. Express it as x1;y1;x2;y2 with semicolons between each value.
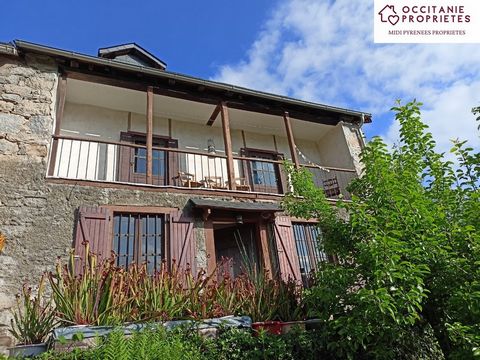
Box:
374;0;480;43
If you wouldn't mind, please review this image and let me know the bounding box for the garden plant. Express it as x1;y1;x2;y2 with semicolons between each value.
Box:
283;100;480;359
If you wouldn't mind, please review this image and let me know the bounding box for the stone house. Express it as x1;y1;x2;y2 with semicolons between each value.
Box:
0;40;371;351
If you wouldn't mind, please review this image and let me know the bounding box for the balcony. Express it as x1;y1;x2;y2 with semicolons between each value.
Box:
49;135;357;199
47;77;361;200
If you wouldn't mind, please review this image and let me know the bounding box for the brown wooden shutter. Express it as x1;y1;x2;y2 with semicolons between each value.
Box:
118;132;134;182
74;206;112;270
168;210;196;274
276;154;288;194
273;215;302;282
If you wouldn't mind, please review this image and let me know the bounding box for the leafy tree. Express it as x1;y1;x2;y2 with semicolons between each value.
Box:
283;100;480;359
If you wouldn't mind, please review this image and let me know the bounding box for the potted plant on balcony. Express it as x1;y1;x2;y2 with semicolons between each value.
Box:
8;276;57;358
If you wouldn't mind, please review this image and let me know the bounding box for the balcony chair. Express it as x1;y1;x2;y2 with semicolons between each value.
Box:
203;176;227;189
322;176;341;197
228;177;251;191
172;171;203;188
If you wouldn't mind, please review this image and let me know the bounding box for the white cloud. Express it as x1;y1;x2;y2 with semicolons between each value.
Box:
212;0;480;153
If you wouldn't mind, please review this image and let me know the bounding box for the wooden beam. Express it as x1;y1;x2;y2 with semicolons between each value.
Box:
48;74;67;176
204;220;216;275
283;111;300;169
259;223;273;278
127;112;132;131
220;102;236;190
146;86;154;184
206;103;222;126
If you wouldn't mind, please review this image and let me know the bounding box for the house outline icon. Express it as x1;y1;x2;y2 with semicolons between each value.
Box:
378;5;396;22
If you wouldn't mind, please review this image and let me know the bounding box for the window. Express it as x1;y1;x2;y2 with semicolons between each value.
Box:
252;161;277;187
292;223;327;285
133;141;166;176
118;132;178;186
242;148;283;194
112;213;165;273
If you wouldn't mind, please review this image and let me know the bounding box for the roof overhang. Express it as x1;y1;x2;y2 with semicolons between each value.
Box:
189;198;281;212
12;40;372;125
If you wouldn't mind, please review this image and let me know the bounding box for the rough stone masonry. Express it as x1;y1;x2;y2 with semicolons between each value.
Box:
0;52;210;354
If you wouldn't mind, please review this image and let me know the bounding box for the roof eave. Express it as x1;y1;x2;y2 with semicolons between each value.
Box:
13;39;372;123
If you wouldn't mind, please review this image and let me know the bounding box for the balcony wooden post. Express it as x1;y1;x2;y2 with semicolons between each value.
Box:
146;86;154;184
283;111;300;169
220;102;236;190
48;74;67;176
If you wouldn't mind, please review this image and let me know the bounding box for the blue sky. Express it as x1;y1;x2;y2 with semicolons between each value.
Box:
1;0;274;76
2;0;479;154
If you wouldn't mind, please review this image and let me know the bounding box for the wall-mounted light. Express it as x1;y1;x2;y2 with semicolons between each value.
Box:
235;214;243;225
207;139;216;155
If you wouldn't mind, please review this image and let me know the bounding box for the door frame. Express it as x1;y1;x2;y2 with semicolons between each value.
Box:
204;211;275;277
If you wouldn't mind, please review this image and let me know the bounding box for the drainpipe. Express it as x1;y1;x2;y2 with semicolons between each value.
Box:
356;113;367;148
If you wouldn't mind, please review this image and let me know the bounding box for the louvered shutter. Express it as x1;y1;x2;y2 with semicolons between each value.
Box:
168;210;196;274
73;206;112;271
273;215;302;282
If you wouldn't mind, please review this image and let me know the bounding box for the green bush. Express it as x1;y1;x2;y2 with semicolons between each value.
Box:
283;100;479;359
35;326;203;360
25;326;330;360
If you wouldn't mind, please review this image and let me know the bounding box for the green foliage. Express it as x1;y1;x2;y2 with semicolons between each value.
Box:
36;326;203;360
472;106;480;130
34;327;330;360
284;100;479;359
9;275;57;345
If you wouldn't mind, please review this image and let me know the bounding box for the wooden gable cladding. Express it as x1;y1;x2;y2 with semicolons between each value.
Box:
273;215;302;282
168;210;196;274
74;206;112;272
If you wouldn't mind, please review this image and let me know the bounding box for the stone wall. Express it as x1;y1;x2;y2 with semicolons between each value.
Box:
0;53;58;352
0;53;215;354
342;122;366;175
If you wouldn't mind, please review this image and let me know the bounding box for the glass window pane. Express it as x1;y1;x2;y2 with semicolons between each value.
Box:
266;171;275;186
137;214;164;273
135;158;146;173
114;214;138;270
293;223;329;282
152;160;158;176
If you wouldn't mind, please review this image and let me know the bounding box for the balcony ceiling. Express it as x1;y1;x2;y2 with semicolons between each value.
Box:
66;79;333;141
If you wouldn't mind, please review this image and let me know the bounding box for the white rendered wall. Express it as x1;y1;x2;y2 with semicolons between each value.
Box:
55;102;356;184
316;124;355;169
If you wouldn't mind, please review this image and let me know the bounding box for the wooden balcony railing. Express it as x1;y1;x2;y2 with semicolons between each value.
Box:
49;135;357;199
